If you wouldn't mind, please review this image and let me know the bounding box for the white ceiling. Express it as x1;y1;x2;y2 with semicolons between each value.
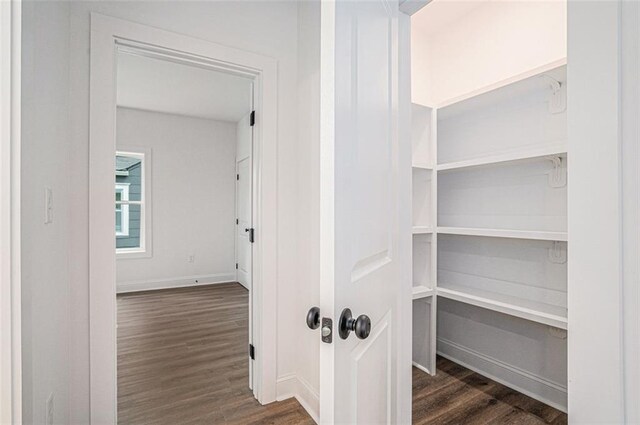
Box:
117;52;252;122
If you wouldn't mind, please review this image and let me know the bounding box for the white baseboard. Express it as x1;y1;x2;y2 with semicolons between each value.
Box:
412;361;434;375
116;272;237;293
437;337;568;413
276;374;319;424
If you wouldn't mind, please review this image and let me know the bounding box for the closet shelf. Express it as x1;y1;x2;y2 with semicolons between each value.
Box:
436;59;567;110
437;227;567;242
437;144;567;172
412;226;434;235
437;286;568;329
412;162;434;170
413;285;434;300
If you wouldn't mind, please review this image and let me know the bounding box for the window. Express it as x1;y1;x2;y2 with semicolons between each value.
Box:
115;151;147;255
115;183;131;236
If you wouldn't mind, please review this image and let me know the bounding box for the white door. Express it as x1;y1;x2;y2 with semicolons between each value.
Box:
236;112;253;290
235;108;254;389
319;0;411;424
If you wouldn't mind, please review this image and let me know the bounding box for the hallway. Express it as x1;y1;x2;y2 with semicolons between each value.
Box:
117;283;313;425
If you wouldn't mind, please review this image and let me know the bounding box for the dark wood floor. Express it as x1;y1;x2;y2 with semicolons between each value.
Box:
117;282;314;425
412;358;567;424
118;283;567;424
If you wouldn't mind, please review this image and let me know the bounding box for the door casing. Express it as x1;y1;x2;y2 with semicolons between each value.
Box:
0;0;22;423
89;13;278;423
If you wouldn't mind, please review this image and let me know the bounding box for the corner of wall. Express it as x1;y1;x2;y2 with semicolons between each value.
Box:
276;373;319;424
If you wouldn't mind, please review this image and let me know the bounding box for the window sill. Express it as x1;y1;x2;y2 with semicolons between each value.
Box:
116;248;152;260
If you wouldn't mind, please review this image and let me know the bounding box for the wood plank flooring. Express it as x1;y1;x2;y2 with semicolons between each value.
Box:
118;282;567;424
117;282;314;425
412;357;568;424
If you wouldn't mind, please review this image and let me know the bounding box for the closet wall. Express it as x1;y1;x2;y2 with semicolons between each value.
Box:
410;0;568;411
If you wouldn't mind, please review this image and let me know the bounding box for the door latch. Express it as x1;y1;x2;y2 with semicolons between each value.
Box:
306;307;332;344
321;317;333;344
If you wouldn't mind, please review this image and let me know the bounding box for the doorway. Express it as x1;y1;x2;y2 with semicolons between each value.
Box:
89;14;280;422
112;47;257;422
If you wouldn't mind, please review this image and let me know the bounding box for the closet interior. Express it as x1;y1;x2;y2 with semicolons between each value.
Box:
409;0;568;411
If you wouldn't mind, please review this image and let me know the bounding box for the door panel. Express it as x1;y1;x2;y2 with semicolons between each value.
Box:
237;157;251;288
352;312;391;424
320;0;409;423
236;111;252;291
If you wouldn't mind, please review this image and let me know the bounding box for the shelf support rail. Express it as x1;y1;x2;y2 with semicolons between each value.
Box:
540;74;566;114
548;240;567;264
546;155;567;188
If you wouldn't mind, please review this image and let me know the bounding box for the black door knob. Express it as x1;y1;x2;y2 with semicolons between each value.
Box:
338;308;371;340
306;306;320;330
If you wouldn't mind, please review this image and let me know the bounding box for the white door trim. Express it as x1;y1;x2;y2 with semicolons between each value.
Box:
567;1;626;422
89;13;278;423
0;0;21;423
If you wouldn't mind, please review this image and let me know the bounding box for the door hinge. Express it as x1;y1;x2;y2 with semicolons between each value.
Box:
236;218;239;225
248;228;255;243
235;263;238;270
250;110;255;127
237;174;239;180
249;344;255;360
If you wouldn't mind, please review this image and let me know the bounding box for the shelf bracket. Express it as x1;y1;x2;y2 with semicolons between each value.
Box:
540;75;566;114
548;241;567;264
548;326;567;339
546;156;566;188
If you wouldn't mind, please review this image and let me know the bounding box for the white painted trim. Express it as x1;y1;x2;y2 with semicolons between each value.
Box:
89;14;278;423
567;2;625;422
411;361;433;375
296;375;320;424
276;374;320;424
116;273;237;293
437;337;568;413
318;2;336;423
0;1;21;423
621;2;640;422
275;373;297;400
114;183;130;236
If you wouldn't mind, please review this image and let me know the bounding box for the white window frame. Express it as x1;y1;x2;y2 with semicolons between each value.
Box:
116;148;152;259
115;183;129;237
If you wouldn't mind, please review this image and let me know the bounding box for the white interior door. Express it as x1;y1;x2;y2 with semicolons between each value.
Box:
319;0;411;423
235;108;253;389
236;112;253;290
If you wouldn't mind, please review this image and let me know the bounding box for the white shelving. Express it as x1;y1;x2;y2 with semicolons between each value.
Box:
412;168;432;228
436;59;567;110
412;285;434;300
409;63;568;405
437;64;567;167
437;154;567;233
411;102;437;376
437;286;567;329
412;226;433;234
437;227;567;242
437;143;567;172
412;162;433;170
412;297;436;374
411;103;433;167
412;234;432;289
